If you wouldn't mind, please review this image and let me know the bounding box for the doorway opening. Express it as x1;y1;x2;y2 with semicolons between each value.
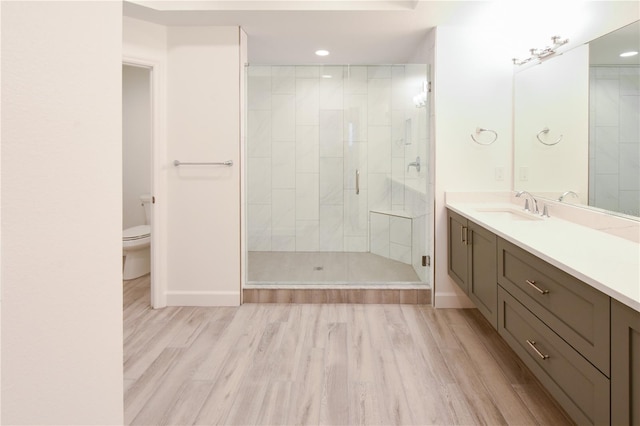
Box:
122;63;155;306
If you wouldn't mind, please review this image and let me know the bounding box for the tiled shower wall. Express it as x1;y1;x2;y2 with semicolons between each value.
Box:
589;66;640;217
247;65;428;252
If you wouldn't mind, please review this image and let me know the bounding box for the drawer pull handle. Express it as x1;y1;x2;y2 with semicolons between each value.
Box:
526;339;549;360
526;279;549;294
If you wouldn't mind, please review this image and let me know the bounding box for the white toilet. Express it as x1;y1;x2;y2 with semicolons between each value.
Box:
123;194;152;280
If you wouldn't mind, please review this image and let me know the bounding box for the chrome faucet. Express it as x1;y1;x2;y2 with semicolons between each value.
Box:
516;190;539;214
407;156;421;172
558;191;579;202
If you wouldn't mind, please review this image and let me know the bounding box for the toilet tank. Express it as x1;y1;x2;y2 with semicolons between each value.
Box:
140;194;152;224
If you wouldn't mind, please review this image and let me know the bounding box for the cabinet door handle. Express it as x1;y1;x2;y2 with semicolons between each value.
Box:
526;279;549;294
355;169;360;195
526;339;549;360
461;226;468;245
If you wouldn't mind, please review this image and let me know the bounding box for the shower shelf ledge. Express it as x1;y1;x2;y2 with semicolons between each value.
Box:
369;209;425;219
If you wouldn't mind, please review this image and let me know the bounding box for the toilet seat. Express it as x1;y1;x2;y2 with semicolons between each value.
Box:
123;225;151;241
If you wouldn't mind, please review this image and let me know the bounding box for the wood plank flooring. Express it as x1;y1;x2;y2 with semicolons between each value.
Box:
243;288;431;304
124;276;573;425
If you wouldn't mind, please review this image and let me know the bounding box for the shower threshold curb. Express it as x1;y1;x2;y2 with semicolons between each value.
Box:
243;284;432;304
245;281;429;290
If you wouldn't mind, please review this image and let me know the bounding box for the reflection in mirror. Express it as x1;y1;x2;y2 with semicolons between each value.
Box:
514;45;589;202
513;20;640;220
589;21;639;217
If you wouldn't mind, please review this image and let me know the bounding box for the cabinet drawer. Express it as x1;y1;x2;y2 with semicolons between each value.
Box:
498;287;610;426
497;238;610;375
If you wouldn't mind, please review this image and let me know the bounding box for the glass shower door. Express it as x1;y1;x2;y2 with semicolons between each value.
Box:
246;63;429;286
342;65;370;256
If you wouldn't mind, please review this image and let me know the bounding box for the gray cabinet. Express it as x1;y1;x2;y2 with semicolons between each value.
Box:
497;238;610;376
468;221;498;328
611;299;640;425
447;209;497;328
496;238;611;425
498;287;610;425
447;209;468;292
446;208;640;425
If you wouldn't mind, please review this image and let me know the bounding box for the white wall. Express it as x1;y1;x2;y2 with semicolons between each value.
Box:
433;26;514;307
123;16;168;61
1;1;3;418
123;16;168;308
166;26;243;306
240;28;248;302
123;65;151;229
1;2;123;424
123;20;245;306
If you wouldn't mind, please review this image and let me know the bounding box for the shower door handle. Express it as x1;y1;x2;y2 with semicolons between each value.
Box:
356;169;360;195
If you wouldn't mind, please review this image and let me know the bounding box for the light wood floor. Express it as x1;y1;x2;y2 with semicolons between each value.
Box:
243;287;431;304
124;275;573;425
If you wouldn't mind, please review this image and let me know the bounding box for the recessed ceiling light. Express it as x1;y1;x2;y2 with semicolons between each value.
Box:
315;49;330;57
321;74;333;79
620;51;638;58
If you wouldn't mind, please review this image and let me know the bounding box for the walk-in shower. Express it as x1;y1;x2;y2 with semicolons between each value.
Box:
246;64;431;287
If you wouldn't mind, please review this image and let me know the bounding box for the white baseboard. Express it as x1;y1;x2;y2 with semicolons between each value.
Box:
166;291;240;307
434;292;475;308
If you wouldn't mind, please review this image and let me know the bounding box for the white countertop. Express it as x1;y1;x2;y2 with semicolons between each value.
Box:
446;199;640;312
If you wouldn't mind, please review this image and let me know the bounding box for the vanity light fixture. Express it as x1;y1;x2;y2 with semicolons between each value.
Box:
512;35;569;66
620;51;638;58
315;49;329;57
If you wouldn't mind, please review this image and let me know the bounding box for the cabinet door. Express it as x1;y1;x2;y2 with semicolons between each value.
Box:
611;299;640;425
447;209;468;292
498;287;610;425
468;221;497;328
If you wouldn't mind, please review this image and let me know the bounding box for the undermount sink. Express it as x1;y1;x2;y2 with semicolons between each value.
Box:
475;207;543;221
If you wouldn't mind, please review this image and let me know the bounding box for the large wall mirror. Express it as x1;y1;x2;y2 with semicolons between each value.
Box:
514;20;640;219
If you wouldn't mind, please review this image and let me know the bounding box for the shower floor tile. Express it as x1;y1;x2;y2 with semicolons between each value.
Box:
248;251;421;284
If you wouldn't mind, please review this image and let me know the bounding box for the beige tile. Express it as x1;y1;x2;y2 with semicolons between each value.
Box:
248;251;421;283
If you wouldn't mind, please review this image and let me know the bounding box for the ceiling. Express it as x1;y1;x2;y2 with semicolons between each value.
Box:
589;20;639;65
123;1;490;64
124;1;640;66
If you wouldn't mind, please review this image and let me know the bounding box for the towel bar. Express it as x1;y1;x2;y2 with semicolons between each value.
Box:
173;160;233;167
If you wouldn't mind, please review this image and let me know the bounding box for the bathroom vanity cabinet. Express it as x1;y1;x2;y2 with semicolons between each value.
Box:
446;209;497;328
497;238;610;375
445;206;640;425
611;299;640;425
496;239;610;425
